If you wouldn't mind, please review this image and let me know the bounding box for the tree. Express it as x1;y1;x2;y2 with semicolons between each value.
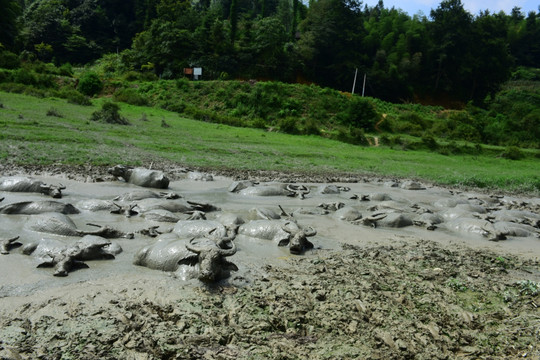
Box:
230;0;238;44
0;0;21;49
427;0;474;101
297;0;365;90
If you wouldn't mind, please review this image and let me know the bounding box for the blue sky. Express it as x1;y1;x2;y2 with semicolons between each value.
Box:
361;0;539;16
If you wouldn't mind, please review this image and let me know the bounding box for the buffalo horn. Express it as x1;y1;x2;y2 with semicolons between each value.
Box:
218;241;237;257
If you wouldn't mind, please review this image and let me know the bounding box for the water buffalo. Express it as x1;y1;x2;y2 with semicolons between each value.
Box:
75;200;138;217
400;181;426;190
317;184;350;194
0;201;79;215
113;190;181;201
413;213;445;230
238;183;291;197
173;220;228;239
333;206;363;223
142;209;181;223
22;236;122;276
0;236;22;255
370;212;414;228
281;222;317;254
135;198;219;214
187;171;214;181
249;207;284;220
133;234;238;283
491;210;540;227
286;184;310;199
493;222;539;238
228;180;257;193
0;176;65;198
238;219;300;244
26;213;134;239
108;165;170;189
445;218;507;241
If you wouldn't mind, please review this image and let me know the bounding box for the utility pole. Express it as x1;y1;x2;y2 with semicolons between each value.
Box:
351;68;358;95
362;73;367;97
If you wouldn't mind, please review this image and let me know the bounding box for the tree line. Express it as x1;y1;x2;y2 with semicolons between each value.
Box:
1;0;539;105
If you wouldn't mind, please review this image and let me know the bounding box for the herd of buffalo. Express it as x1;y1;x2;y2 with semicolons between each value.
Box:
1;165;539;283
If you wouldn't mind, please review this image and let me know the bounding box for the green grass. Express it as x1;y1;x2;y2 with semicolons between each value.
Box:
1;91;539;194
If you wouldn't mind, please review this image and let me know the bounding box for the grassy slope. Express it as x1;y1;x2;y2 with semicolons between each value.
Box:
0;91;539;193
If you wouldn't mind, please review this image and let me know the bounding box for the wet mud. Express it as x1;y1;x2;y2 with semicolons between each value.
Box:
0;166;539;359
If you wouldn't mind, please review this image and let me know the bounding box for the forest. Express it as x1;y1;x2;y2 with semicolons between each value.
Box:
0;0;539;105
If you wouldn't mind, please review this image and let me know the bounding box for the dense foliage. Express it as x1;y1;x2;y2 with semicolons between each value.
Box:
1;0;539;105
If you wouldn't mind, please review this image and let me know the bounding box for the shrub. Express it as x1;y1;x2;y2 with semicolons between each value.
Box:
162;101;186;114
251;118;267;129
341;97;379;131
0;70;11;83
113;88;149;106
60;89;92;106
123;71;141;81
58;63;73;77
500;146;524;160
46;107;63;117
421;134;439;150
90;102;129;125
302;119;320;136
278;117;300;134
176;77;190;91
0;50;20;69
78;72;103;96
12;69;37;85
334;127;368;145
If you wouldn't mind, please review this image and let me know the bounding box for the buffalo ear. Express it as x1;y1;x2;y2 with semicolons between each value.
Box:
304;240;314;249
37;261;54;268
178;255;198;267
37;256;54;268
278;239;289;247
72;261;89;270
225;262;239;272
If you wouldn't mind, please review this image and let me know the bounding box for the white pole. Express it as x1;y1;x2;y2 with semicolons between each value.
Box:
351;68;358;95
362;73;367;97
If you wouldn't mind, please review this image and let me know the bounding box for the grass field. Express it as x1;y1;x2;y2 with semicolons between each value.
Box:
0;91;539;193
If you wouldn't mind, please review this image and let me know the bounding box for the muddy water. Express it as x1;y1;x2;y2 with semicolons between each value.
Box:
1;174;539;299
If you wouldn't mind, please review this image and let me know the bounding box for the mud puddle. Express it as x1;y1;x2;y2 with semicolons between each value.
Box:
0;171;539;359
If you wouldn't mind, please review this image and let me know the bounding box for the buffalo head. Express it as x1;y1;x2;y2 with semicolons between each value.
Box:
185;238;238;283
40;184;66;198
111;203;139;218
108;165;131;179
281;222;317;254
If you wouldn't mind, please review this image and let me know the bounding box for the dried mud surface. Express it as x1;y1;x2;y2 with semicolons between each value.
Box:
0;164;539;360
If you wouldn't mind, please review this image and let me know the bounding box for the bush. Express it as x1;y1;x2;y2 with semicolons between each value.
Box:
340;97;379;131
500;146;524;160
46;107;63;117
113;88;149;106
421;134;439;150
302;119;321;136
334;127;368;145
123;71;141;81
58;63;73;77
60;89;92;106
161;101;186;114
176;77;190;90
90;102;129;125
0;51;20;69
278;117;300;134
12;69;37;85
78;72;103;96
